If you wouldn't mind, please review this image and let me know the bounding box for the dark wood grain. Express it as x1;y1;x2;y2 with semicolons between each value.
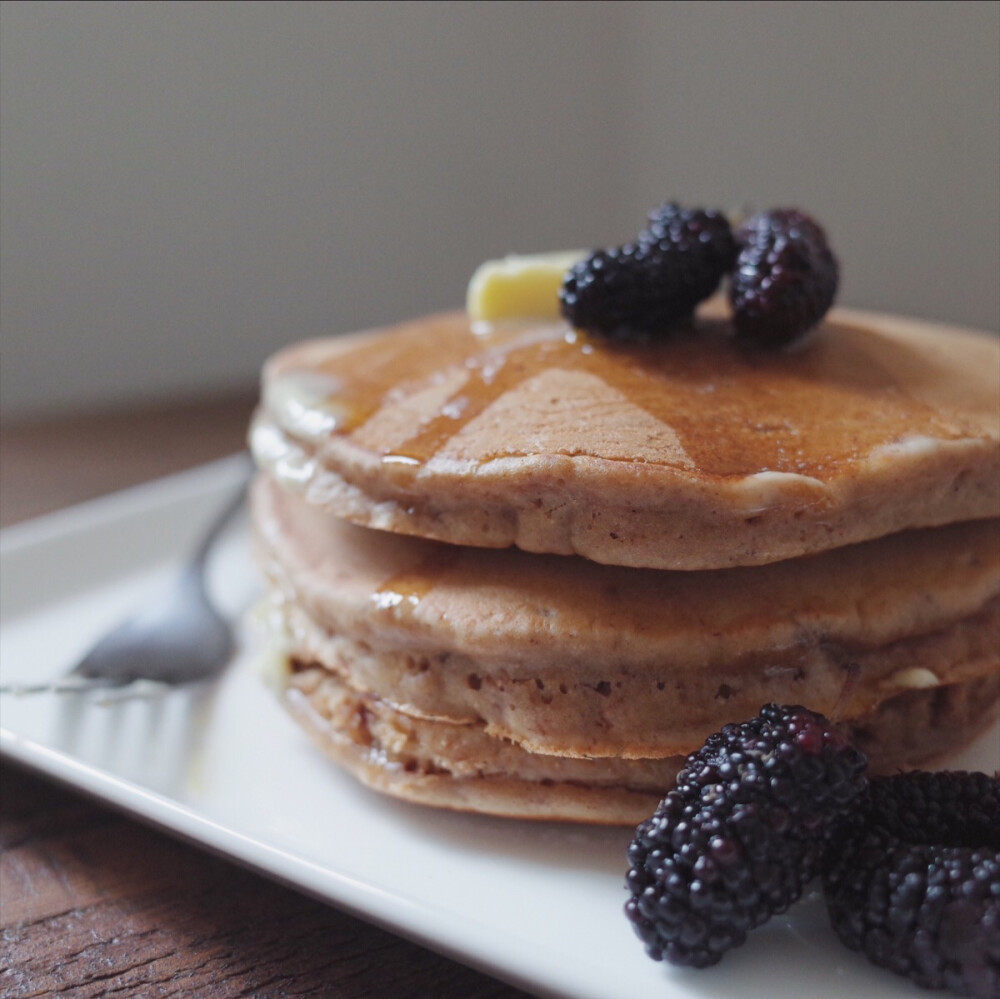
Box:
0;395;535;999
0;391;258;525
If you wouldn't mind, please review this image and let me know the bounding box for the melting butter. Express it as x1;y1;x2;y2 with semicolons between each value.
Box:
466;250;586;322
265;371;352;439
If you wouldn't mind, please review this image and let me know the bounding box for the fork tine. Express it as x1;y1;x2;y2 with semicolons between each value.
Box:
0;462;250;697
1;675;130;695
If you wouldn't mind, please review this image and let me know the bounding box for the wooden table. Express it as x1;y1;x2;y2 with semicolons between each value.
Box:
0;394;533;999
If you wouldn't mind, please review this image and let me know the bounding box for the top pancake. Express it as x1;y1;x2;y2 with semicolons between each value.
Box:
250;305;999;569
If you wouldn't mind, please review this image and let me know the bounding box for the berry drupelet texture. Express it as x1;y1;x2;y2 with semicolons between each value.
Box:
823;771;1000;998
862;770;999;848
729;208;839;346
559;203;736;341
639;202;738;278
625;704;868;968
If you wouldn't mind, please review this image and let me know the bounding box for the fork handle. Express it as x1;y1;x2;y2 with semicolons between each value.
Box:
190;458;252;572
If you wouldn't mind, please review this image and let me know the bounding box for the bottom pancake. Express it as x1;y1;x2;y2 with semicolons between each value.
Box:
281;664;1000;825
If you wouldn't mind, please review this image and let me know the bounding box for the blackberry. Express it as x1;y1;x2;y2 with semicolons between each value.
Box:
862;770;1000;848
638;202;738;275
729;208;839;346
559;203;735;341
625;704;868;967
823;771;1000;998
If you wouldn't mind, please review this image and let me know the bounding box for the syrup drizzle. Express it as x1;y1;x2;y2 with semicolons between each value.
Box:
371;544;460;622
268;312;973;481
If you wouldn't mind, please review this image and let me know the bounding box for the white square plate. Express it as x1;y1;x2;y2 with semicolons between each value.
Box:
2;456;996;998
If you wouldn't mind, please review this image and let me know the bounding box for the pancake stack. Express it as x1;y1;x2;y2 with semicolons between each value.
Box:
249;304;1000;824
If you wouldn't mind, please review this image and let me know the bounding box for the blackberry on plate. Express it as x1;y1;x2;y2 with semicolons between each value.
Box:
729;208;839;347
625;704;868;968
559;203;735;341
823;771;1000;998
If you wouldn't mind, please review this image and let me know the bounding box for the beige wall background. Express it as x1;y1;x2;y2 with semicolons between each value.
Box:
2;1;997;417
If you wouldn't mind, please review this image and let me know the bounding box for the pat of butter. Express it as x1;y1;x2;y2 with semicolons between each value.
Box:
466;250;586;321
890;667;941;689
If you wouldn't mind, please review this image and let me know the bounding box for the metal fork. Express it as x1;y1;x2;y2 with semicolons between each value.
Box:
0;470;249;696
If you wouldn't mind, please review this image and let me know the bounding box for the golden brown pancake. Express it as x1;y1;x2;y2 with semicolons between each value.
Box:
249;302;1000;823
250;307;999;570
253;475;999;761
281;665;999;825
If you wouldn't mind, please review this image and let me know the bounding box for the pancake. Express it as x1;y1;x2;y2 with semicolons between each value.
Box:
281;665;1000;825
249;299;1000;823
250;306;999;570
252;474;1000;761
